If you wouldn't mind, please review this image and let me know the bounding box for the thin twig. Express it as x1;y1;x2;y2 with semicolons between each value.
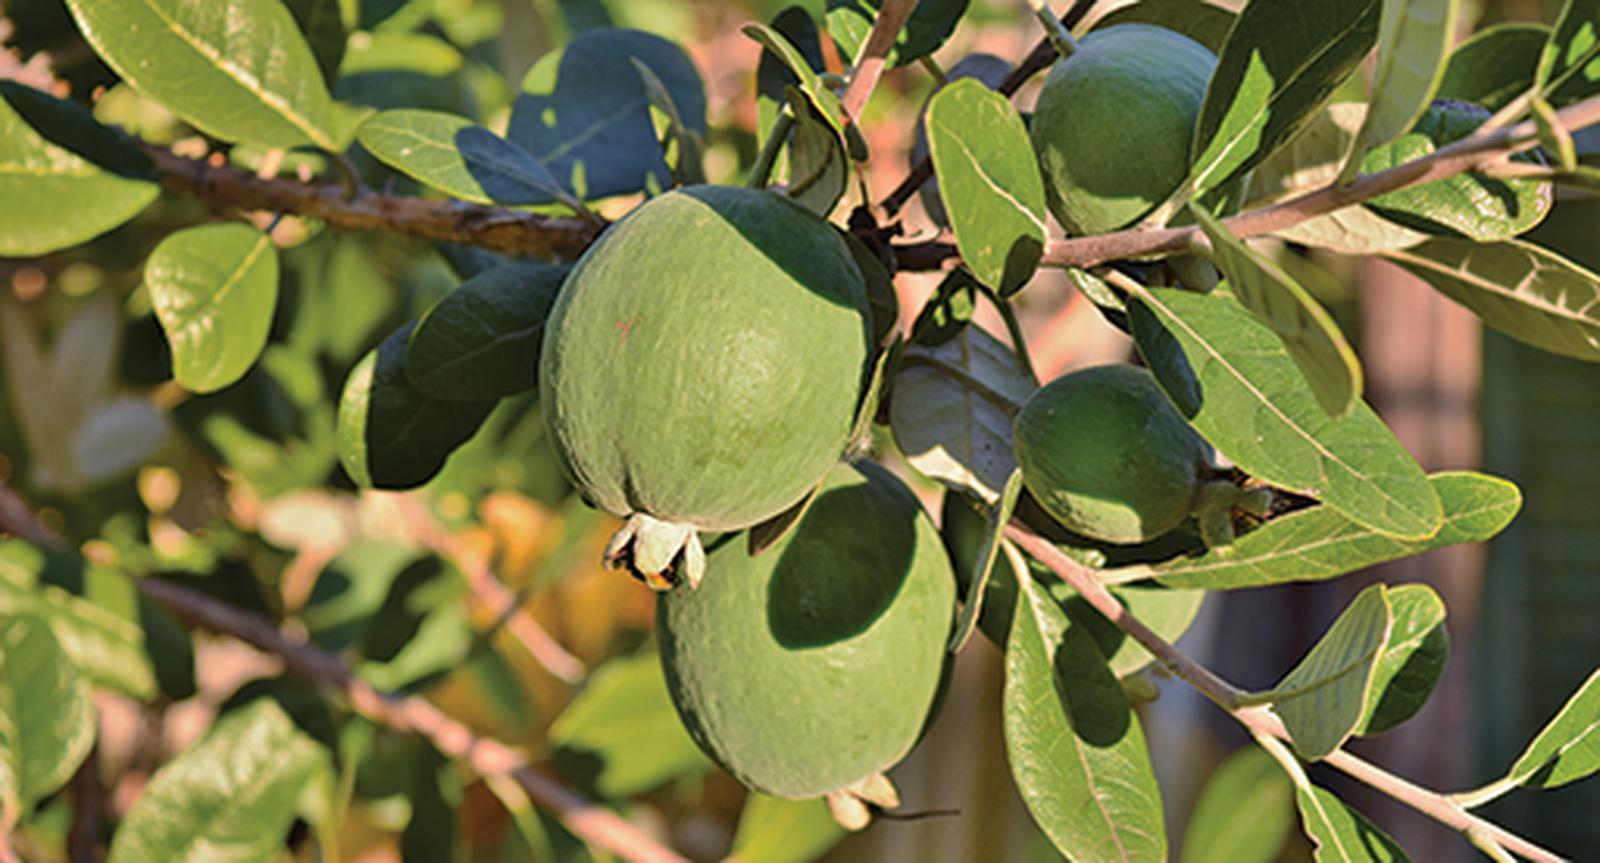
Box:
1004;522;1567;863
839;0;920;120
389;494;587;684
0;480;63;547
137;578;687;863
891;92;1600;271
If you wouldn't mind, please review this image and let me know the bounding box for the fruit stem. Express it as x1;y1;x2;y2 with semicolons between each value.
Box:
1024;0;1079;60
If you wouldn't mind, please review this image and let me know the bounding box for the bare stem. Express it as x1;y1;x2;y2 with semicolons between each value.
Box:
1004;521;1568;863
840;0;920;120
138;578;687;863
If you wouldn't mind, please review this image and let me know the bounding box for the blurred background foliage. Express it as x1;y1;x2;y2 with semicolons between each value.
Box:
0;0;1594;860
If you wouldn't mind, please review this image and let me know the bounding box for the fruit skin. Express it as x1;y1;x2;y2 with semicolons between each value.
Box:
1031;24;1216;235
658;460;955;799
1013;364;1211;544
539;185;871;586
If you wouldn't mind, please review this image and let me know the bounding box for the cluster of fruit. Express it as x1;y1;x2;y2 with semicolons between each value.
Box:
534;22;1240;816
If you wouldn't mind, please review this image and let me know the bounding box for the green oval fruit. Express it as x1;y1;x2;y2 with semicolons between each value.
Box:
539;185;871;588
1031;24;1216;235
1013;365;1211;544
658;460;955;799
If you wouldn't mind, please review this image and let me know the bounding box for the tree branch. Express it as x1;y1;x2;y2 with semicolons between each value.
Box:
891;91;1600;272
839;0;919;120
137;578;687;863
145;147;600;261
1003;522;1567;863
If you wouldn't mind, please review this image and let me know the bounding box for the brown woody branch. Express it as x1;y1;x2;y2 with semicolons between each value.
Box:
145;147;600;261
839;0;920;120
0;482;682;863
1004;523;1566;863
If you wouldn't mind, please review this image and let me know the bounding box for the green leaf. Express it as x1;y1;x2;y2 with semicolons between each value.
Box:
1294;783;1410;862
754;8;826;145
357;110;569;206
0;616;94;809
283;0;347;88
1005;573;1166;863
1348;0;1459;160
824;0;969;67
1359;584;1447;735
926;79;1047;296
1362;103;1552;243
782;86;848;216
548;652;711;798
632;57;706;186
729;793;846;863
107;698;326;863
337;322;497;489
1192;206;1362;416
0;541;160;700
889;323;1035;504
1504;669;1600;789
948;468;1023;653
911;54;1016;228
0;83;159;256
1186;0;1381;199
1259;584;1392;760
508;28;706;200
1138;472;1520;590
1436;24;1550;112
405;262;565;402
1538;0;1600;105
146;223;279;394
1092;0;1238;54
1244;102;1429;254
63;0;348;150
1180;747;1294;863
1127;286;1443;540
1383;237;1600;362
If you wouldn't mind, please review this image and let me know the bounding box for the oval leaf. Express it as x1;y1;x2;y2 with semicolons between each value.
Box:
1192;206;1363;416
508;28;706;200
1436;23;1549;111
358;110;567;206
406;262;565;401
1127;285;1443;540
1138;471;1521;590
147;223;279;394
1260;584;1393;760
1348;0;1459;159
890;323;1035;504
729;793;846;863
0;84;158;256
1186;0;1382;200
1180;747;1294;863
0;615;94;809
106;698;326;863
782;86;848;216
1505;669;1600;790
1005;574;1166;863
927;79;1047;295
63;0;346;150
1359;583;1448;736
1384;237;1600;362
337;322;497;489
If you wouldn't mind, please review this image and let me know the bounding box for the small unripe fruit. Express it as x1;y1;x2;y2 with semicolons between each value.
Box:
1013;365;1211;544
539;185;871;589
1031;24;1216;235
658;460;954;799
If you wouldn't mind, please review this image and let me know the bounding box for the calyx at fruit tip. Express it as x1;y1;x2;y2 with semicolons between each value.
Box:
825;773;901;831
603;512;706;591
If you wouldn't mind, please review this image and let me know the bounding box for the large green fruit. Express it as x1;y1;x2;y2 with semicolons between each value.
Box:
1031;24;1215;236
1013;365;1211;544
539;185;871;589
658;460;955;800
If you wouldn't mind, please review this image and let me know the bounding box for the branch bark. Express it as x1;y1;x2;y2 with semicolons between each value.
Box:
1003;523;1567;863
839;0;920;120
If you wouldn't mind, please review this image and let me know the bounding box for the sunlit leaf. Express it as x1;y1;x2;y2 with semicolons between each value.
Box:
0;616;94;809
358;110;569;206
146;223;279;394
1359;584;1448;735
1504;669;1600;790
1295;783;1410;862
1348;0;1458;158
1260;584;1392;760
